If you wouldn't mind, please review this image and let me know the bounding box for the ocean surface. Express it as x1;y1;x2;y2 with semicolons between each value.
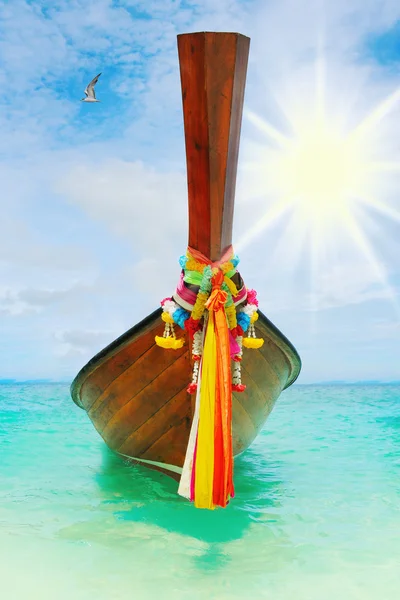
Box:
1;382;399;599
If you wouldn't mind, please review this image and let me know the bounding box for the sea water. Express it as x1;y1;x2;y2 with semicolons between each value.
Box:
1;382;399;600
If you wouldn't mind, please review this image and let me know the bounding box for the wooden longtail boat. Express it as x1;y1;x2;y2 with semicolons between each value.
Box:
71;32;301;491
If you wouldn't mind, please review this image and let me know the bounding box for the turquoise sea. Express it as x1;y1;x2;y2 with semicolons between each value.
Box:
1;382;400;599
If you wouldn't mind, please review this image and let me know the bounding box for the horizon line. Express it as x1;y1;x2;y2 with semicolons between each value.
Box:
0;378;399;386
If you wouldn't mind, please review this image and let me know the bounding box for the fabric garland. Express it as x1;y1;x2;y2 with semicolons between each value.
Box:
156;245;263;509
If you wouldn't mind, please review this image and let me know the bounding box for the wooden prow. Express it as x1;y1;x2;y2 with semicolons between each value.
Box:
178;32;250;262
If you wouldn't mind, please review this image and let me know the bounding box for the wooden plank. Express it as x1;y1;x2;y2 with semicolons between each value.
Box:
97;353;191;448
178;33;210;257
141;417;191;466
80;320;163;411
231;394;256;455
241;344;283;392
89;342;188;425
206;34;237;261
258;333;291;382
178;32;250;261
256;311;301;386
223;34;250;248
239;363;277;428
118;387;190;455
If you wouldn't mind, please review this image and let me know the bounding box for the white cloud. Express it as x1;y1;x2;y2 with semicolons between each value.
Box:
55;158;188;255
0;215;93;273
307;260;397;310
54;328;119;355
0;284;94;316
1;0;400;380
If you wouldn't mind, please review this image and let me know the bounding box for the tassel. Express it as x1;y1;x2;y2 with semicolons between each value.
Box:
242;311;264;349
155;311;185;349
187;331;203;394
232;335;246;392
242;336;264;349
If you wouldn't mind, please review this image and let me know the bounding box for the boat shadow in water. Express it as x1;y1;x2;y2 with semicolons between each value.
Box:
95;443;289;548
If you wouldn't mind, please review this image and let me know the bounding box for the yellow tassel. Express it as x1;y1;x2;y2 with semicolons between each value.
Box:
250;311;259;324
155;335;184;349
171;337;185;349
161;311;174;324
155;336;173;348
242;337;264;349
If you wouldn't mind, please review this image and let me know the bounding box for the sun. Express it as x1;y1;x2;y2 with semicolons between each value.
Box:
237;58;400;314
269;119;369;223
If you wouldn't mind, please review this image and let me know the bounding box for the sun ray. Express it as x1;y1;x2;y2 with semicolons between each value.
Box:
315;31;326;125
357;196;400;223
340;210;400;318
308;221;321;319
242;44;399;318
235;194;296;252
349;87;400;141
245;110;291;148
309;25;329;332
269;208;309;270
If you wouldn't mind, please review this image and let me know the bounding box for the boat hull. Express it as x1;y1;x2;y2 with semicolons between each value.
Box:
71;308;301;474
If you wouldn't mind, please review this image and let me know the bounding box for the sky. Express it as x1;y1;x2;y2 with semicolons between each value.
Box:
0;0;399;383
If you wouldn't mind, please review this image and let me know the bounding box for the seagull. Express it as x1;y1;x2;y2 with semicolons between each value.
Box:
81;73;102;102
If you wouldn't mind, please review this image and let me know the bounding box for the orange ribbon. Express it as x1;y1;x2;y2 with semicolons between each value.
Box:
203;268;234;507
188;245;234;268
205;270;227;311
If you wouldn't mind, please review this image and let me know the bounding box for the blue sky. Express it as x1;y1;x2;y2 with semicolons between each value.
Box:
1;0;399;383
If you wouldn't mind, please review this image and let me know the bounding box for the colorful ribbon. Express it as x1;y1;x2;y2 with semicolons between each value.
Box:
162;246;263;509
179;268;234;509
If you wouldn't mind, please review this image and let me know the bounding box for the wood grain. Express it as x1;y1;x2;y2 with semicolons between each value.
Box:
139;416;191;466
71;309;301;471
178;32;250;261
98;353;190;445
78;312;163;411
118;387;190;456
89;342;187;426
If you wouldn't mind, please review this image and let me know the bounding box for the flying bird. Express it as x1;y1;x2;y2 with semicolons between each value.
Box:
81;73;102;102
